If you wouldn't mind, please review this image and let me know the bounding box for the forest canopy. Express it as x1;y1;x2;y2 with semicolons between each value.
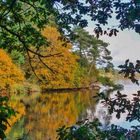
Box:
0;0;140;56
25;26;79;88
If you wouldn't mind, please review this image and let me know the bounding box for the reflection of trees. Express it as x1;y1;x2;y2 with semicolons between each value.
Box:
6;98;26;136
96;108;112;129
24;90;97;140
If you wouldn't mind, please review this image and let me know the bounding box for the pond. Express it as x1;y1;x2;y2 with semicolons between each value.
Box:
96;80;140;129
6;80;140;140
6;89;98;140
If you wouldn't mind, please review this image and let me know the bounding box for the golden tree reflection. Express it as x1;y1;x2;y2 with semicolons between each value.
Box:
23;90;97;140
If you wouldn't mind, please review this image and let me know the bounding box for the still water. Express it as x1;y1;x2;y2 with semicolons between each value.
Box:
96;80;140;129
6;80;140;140
6;90;97;140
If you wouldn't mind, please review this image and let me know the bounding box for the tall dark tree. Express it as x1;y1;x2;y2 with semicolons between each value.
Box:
72;27;112;75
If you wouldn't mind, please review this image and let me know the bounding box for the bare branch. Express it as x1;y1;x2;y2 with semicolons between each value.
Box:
38;56;57;74
26;48;43;82
0;24;62;58
0;24;62;81
27;48;62;58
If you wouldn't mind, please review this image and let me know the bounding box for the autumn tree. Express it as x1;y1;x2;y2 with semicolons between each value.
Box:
0;0;139;81
0;49;24;91
0;0;140;62
0;49;25;139
25;26;79;89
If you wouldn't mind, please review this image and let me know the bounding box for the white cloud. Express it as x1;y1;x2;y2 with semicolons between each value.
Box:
85;27;140;67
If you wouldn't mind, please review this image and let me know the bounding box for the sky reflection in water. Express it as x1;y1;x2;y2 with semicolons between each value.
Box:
96;80;140;129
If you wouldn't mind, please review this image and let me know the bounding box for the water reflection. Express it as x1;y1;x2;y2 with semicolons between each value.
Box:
95;80;140;129
7;89;98;140
7;80;140;139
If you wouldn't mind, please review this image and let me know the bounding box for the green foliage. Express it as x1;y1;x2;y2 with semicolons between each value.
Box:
78;58;89;68
97;76;115;87
0;0;139;64
73;27;112;67
0;96;15;140
104;91;140;121
57;60;140;140
9;50;25;66
72;28;113;81
57;119;140;140
0;0;139;62
57;119;101;140
73;65;88;87
119;60;140;85
104;62;115;73
0;1;49;49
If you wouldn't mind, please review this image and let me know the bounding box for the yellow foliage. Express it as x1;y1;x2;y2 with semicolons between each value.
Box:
23;90;97;140
0;49;25;89
29;27;79;88
6;98;26;134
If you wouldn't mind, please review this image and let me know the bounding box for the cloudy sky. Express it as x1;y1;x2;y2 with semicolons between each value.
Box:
85;27;140;68
83;9;140;68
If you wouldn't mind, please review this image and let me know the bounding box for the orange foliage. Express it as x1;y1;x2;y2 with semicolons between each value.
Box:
28;27;79;88
6;99;26;134
0;49;25;135
0;49;25;89
23;90;97;140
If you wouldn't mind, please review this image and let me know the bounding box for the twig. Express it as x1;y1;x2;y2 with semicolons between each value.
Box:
38;56;57;74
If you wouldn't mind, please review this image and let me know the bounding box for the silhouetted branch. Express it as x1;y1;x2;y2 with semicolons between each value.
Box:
38;56;57;74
